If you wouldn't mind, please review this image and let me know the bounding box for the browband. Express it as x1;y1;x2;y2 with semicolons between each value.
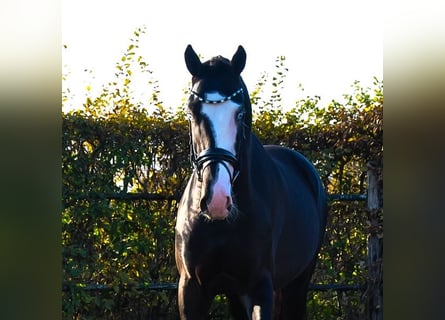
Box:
190;88;243;104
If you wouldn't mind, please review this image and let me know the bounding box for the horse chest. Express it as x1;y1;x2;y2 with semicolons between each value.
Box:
193;245;259;294
184;223;267;291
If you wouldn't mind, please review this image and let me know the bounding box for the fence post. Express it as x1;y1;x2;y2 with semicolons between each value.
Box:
366;161;383;320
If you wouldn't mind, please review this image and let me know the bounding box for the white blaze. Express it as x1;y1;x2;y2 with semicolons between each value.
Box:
201;92;240;219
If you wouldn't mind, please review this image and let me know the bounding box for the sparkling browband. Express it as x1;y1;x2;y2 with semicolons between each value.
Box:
191;88;243;104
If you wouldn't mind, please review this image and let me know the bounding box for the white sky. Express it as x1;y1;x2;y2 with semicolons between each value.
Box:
62;0;382;112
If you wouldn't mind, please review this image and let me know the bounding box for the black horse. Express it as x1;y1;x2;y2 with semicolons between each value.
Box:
175;45;327;320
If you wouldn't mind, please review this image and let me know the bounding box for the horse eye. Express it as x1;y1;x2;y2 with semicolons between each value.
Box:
236;112;245;121
185;112;193;121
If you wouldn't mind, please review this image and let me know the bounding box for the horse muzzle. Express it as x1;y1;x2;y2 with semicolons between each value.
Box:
201;189;233;220
198;163;236;220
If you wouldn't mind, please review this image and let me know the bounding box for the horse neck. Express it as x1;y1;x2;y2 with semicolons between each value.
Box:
233;83;267;186
235;132;269;188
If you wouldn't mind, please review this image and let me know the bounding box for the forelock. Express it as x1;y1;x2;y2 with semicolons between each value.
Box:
192;56;240;96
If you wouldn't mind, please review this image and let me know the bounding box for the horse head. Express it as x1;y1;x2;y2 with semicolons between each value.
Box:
184;45;251;220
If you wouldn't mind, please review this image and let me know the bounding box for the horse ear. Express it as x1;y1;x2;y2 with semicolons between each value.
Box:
184;45;202;77
231;45;246;75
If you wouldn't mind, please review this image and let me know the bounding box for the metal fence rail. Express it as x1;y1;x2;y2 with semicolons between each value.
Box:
62;282;366;293
65;192;367;202
63;192;368;295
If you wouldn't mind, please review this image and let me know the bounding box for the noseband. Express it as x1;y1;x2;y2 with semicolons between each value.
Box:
188;87;244;183
192;148;240;183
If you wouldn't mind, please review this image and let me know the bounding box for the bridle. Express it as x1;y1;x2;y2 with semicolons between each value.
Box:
188;87;245;183
190;87;243;104
192;147;240;183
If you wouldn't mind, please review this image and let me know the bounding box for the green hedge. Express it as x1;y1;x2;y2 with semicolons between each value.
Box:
62;32;382;318
62;77;382;319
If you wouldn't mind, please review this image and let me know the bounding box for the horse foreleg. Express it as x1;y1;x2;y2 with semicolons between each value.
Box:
227;294;251;320
177;275;212;320
279;262;315;320
249;274;274;320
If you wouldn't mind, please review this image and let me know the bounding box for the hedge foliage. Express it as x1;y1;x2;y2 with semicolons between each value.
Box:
62;31;382;319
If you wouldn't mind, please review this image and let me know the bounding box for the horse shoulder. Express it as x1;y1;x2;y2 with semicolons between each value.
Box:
263;145;325;201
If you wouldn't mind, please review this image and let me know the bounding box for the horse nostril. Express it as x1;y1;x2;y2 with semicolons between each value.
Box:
225;196;232;209
200;198;208;212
